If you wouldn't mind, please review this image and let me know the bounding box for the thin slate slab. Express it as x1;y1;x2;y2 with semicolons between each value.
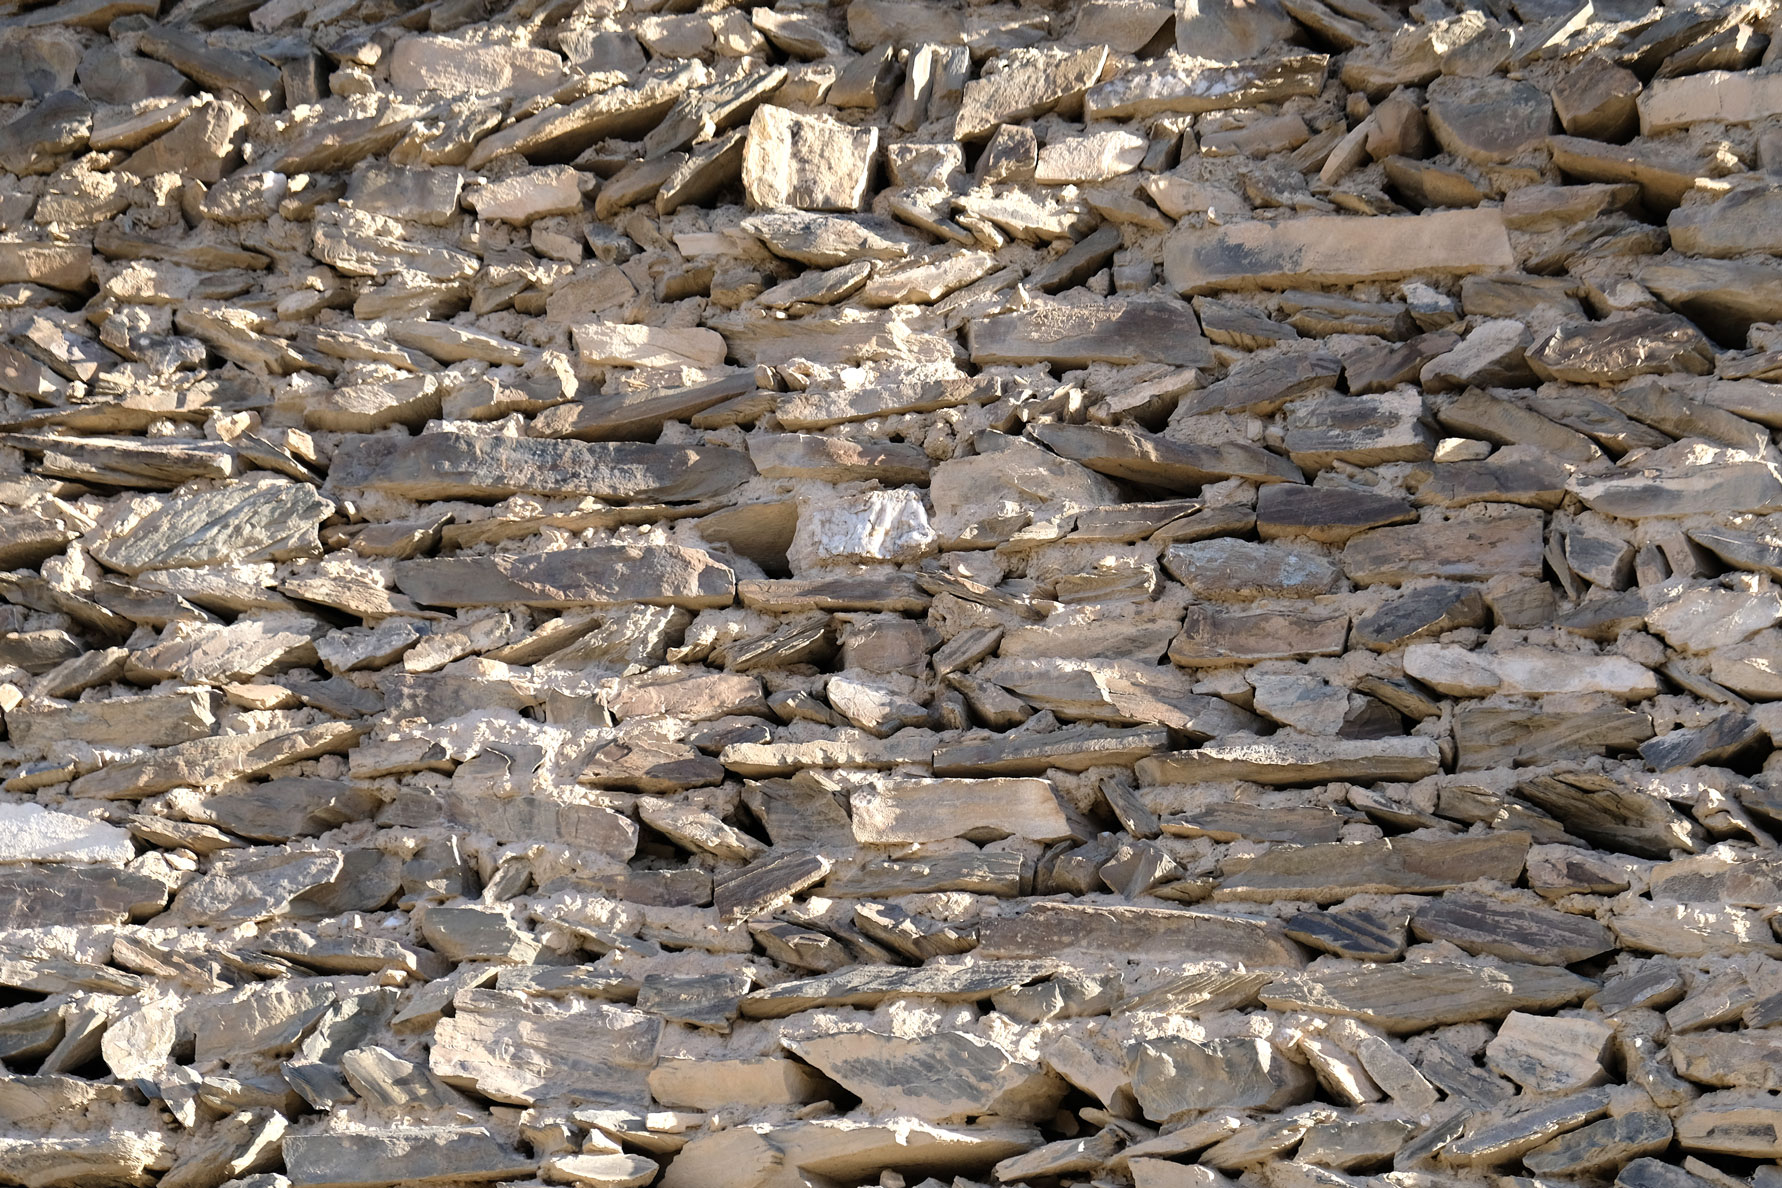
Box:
1214;832;1532;904
394;546;736;609
1261;960;1596;1033
740;961;1062;1018
328;433;754;502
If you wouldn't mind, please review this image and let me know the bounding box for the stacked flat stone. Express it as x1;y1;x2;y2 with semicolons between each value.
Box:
1;0;1781;1186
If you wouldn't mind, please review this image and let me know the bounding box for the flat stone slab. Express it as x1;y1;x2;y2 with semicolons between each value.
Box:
975;902;1307;967
1214;832;1531;904
740;961;1061;1018
1139;734;1442;788
1165;209;1513;294
329;433;753;502
285;1129;535;1188
967;299;1213;368
1261;960;1595;1033
394;546;736;609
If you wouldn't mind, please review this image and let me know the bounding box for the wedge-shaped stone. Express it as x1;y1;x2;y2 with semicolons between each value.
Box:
92;480;330;575
465;70;691;168
1411;895;1617;966
1404;643;1657;700
1166;209;1513;294
968;299;1213;369
1033;423;1301;488
1468;699;1650;769
165;848;343;927
430;989;658;1105
1180;350;1342;417
1262;960;1594;1034
1085;54;1328;120
1215;831;1528;903
395;546;734;609
932;725;1169;776
1341;510;1545;584
740;961;1059;1018
1529;312;1713;385
285;1129;534;1188
331;433;751;502
1130;1037;1316;1122
850;777;1074;844
787;1031;1065;1123
535;373;753;441
976;903;1306;967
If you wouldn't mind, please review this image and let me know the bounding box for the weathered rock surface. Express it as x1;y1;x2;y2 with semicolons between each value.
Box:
0;4;1770;1187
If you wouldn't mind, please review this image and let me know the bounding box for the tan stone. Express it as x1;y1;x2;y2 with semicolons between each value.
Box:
1165;209;1513;293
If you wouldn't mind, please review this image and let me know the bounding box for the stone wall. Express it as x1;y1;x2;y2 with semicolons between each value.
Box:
1;0;1782;1186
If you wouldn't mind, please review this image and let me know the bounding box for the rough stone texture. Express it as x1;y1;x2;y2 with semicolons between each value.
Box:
0;4;1773;1188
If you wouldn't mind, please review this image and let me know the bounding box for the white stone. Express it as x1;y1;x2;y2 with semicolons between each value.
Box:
789;489;937;572
389;35;566;96
1484;1011;1612;1094
1402;643;1657;700
743;106;878;212
1034;130;1148;184
573;322;729;369
0;802;135;864
1646;584;1782;654
466;166;584;224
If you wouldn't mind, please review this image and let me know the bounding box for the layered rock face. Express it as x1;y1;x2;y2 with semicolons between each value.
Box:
3;0;1782;1187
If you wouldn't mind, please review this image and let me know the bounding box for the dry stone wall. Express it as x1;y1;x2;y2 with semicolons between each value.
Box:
1;0;1782;1186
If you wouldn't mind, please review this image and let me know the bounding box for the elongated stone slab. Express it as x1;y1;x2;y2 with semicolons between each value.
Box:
394;546;735;609
285;1129;535;1188
975;902;1306;967
931;725;1170;776
741;961;1061;1018
1261;960;1595;1033
92;480;332;575
967;299;1213;368
1139;734;1441;788
1165;209;1514;294
328;433;753;502
1214;832;1530;904
850;778;1074;844
1032;423;1304;488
